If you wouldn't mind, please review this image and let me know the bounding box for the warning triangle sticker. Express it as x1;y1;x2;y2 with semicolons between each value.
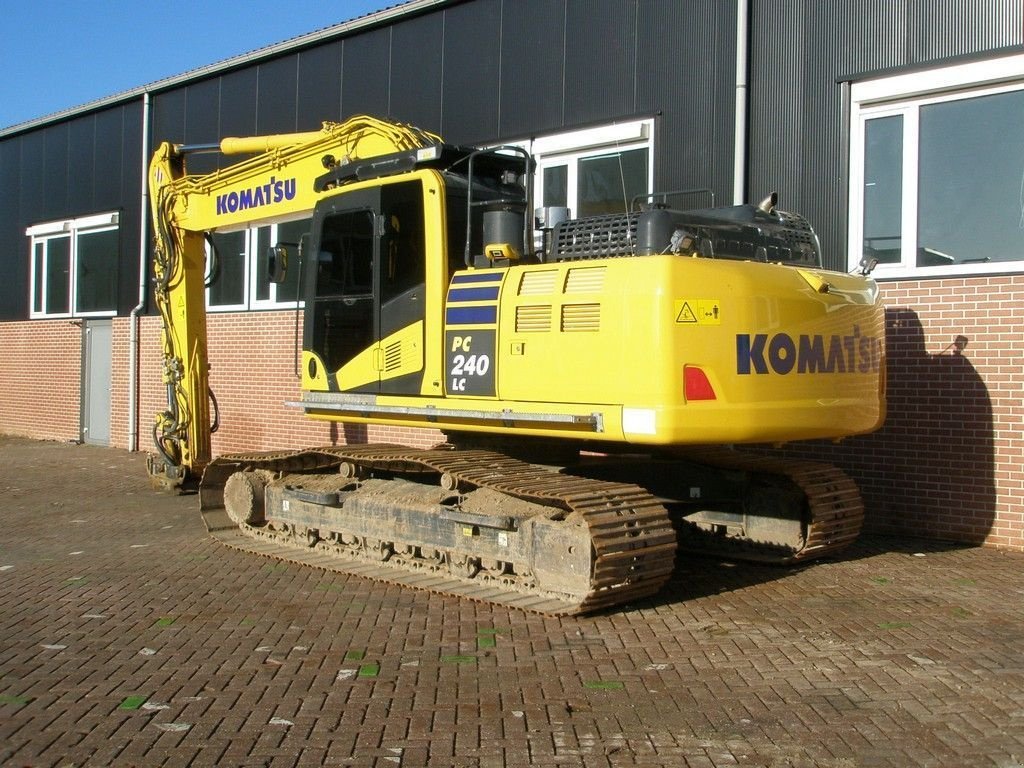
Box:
676;301;697;323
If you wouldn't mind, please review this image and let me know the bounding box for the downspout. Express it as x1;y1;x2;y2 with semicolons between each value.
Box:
128;92;151;452
733;0;750;205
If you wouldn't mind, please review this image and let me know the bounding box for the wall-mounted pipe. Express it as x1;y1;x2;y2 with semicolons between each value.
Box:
128;92;151;453
733;0;750;205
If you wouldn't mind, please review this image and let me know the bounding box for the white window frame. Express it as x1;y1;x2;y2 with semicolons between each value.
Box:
206;217;309;312
503;118;656;219
27;212;120;319
205;228;250;312
849;52;1024;278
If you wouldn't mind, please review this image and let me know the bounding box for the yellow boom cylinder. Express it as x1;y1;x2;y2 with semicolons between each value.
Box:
220;131;328;155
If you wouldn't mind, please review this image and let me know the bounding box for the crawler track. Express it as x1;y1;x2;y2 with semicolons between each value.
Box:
199;445;677;615
197;445;863;614
675;447;865;563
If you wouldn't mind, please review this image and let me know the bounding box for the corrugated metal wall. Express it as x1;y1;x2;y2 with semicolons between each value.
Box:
1;0;1021;319
0;103;142;320
748;0;1024;270
149;0;736;184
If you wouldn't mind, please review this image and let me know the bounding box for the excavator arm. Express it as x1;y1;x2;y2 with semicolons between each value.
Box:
146;116;441;488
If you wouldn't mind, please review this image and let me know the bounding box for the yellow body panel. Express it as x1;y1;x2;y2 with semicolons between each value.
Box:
498;256;883;443
301;256;884;447
330;320;426;391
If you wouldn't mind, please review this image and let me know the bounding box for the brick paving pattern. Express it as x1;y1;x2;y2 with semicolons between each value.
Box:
1;435;1023;767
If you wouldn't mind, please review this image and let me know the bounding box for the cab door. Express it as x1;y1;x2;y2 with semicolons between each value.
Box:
303;180;426;394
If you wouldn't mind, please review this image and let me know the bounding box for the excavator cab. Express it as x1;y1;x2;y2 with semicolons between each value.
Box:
302;180;428;395
298;145;532;399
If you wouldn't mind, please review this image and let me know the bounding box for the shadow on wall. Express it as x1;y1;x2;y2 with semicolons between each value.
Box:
330;422;368;446
777;307;996;545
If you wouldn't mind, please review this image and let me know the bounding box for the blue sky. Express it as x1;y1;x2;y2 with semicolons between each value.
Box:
0;1;397;130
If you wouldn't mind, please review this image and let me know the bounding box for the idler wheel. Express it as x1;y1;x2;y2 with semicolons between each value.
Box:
223;470;275;526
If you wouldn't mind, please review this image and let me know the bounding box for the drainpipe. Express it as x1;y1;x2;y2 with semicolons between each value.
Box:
128;92;151;452
733;0;750;205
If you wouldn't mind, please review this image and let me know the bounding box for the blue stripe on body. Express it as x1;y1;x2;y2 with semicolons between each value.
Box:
445;305;497;325
447;286;500;302
451;272;503;284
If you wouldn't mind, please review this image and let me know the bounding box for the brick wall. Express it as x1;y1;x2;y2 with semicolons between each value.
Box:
200;312;441;454
109;313;442;458
768;275;1023;552
4;275;1022;551
0;320;82;442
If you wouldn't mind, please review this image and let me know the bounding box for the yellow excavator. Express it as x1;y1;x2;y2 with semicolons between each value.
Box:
148;115;885;615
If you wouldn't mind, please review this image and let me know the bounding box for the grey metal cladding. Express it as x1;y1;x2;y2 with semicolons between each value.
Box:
94;107;127;209
42;123;70;222
68;119;97;214
390;13;444;130
183;79;220;175
342;27;392;119
563;0;637;125
747;0;1023;271
636;0;736;201
116;104;144;317
256;56;300;136
498;0;566;137
908;0;1023;62
219;68;259;141
747;0;804;216
0;102;143;320
297;41;343;130
0;139;25;320
151;89;186;149
441;0;502;144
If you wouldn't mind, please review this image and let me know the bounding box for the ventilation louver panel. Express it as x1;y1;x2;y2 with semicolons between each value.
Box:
516;305;552;332
564;266;607;293
519;270;558;295
561;304;600;332
384;341;403;372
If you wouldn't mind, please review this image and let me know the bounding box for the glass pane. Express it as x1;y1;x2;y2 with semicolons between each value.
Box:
33;243;44;314
381;182;424;303
543;165;568;208
577;148;648;217
316;210;375;297
862;115;903;264
918;89;1024;266
254;227;271;302
208;230;246;307
76;228;119;313
46;236;71;315
275;218;309;303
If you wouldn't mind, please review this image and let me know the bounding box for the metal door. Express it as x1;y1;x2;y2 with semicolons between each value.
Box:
82;319;112;446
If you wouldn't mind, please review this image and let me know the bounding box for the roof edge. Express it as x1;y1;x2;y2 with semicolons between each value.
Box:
0;0;451;139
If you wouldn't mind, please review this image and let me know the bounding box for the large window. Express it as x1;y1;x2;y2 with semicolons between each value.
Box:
28;212;119;318
207;217;310;310
510;119;654;220
849;53;1024;277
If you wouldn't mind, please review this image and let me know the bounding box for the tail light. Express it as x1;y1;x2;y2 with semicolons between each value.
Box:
684;365;716;402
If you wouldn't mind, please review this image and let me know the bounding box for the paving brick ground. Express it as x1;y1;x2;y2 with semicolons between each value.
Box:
1;435;1023;767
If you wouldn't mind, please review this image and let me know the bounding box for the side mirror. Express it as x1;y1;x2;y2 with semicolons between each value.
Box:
268;243;293;284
